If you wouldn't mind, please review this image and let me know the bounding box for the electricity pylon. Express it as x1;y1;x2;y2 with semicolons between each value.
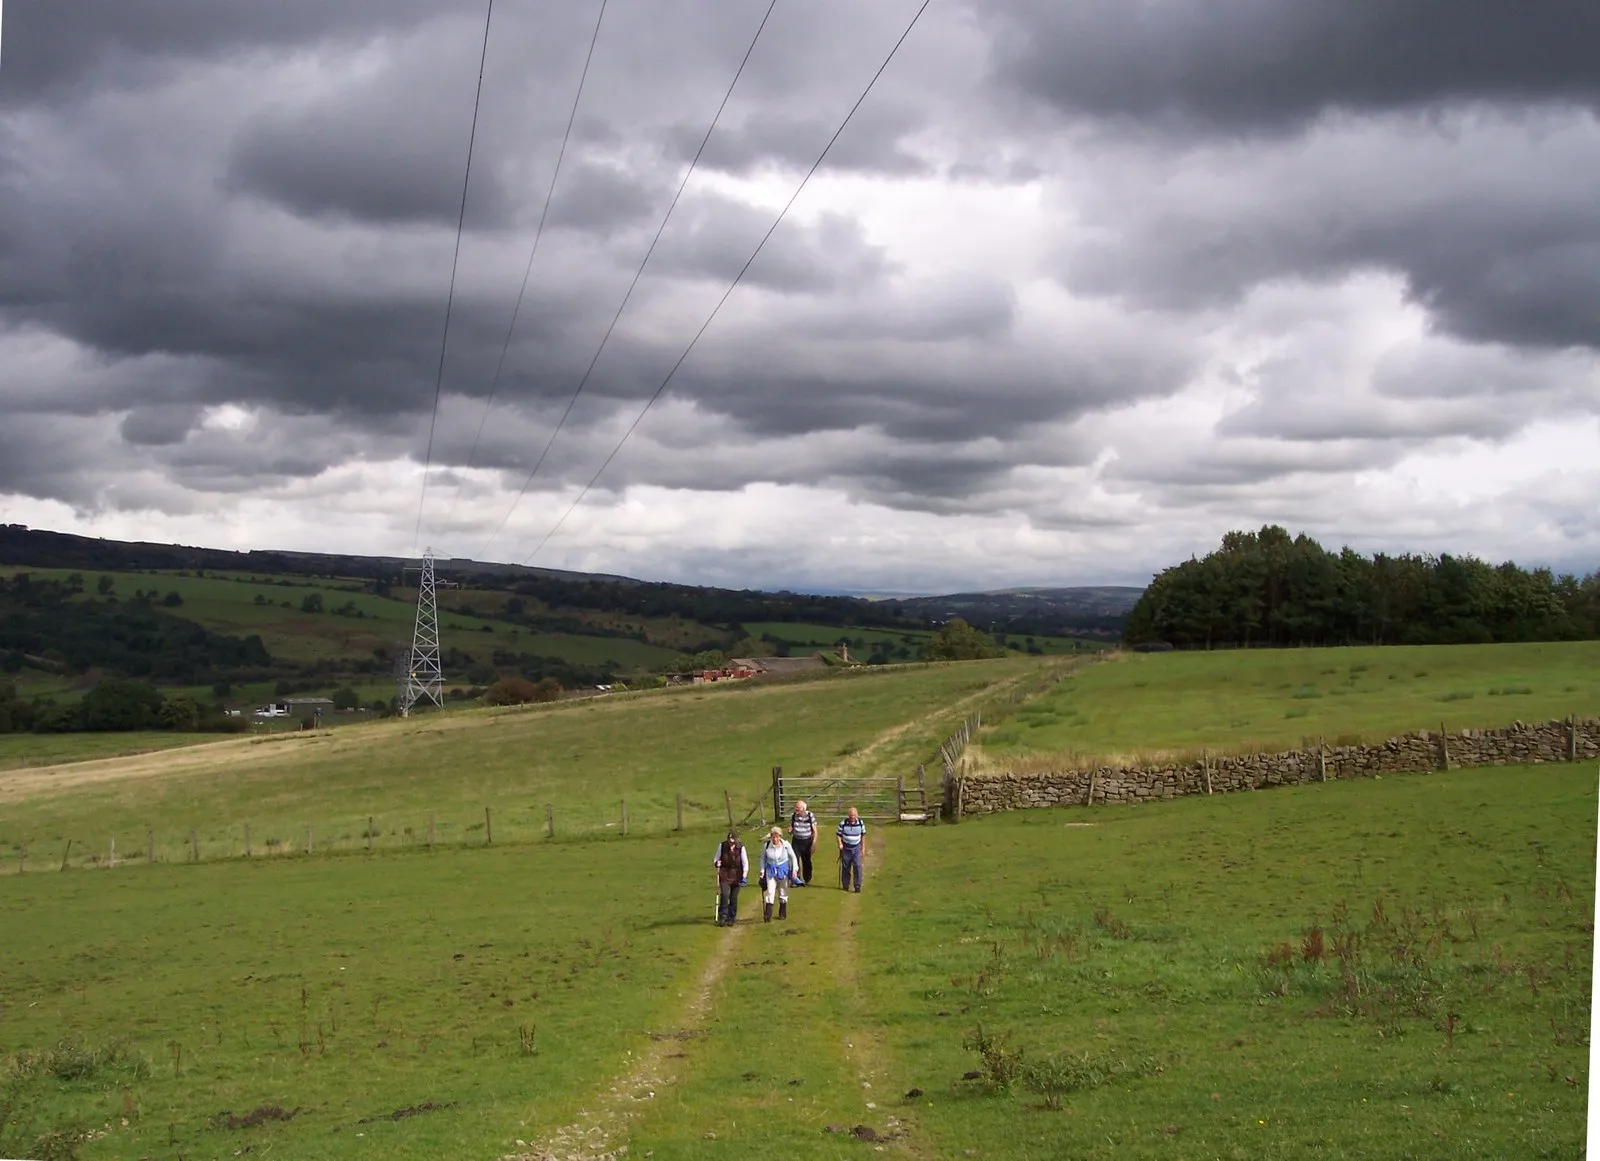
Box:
400;547;443;716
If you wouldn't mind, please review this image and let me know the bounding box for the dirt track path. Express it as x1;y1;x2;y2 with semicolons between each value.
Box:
826;661;1063;782
502;923;748;1161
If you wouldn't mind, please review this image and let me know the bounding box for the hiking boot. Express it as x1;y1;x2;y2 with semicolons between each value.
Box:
779;901;788;920
763;903;773;922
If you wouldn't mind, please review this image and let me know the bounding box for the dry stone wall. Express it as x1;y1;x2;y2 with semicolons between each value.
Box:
957;717;1599;817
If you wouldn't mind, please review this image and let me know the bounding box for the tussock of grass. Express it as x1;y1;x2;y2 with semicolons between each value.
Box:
867;762;1595;1157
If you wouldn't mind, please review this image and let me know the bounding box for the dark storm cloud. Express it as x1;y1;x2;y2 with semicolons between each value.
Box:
119;404;202;446
1053;111;1600;351
226;105;516;229
1;0;451;100
3;0;1598;579
991;0;1600;131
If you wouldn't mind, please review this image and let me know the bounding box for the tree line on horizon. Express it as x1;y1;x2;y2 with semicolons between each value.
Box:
1123;526;1600;649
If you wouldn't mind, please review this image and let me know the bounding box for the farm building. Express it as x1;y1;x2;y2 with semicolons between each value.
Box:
281;696;335;726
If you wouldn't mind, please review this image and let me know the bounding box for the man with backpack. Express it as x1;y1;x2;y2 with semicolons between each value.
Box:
837;807;866;892
713;829;748;926
788;798;818;886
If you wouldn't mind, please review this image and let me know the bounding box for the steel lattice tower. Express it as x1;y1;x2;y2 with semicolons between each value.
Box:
400;548;444;716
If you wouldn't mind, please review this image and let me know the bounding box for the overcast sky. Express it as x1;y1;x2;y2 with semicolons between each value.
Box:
2;1;1598;593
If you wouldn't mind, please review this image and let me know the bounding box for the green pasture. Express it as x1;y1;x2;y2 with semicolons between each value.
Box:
1;649;1596;1158
0;732;218;772
0;660;1039;869
0;836;720;1160
860;761;1596;1158
982;641;1600;763
742;620;932;649
1;566;683;674
744;620;1104;659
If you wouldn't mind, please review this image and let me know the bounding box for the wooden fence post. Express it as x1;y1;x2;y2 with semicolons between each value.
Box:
307;823;314;856
1202;752;1212;796
428;814;435;851
1439;721;1450;771
676;793;684;832
147;830;154;864
1087;767;1097;806
190;829;199;862
18;844;25;874
60;839;72;871
724;790;734;827
545;805;554;839
245;823;252;858
896;775;905;819
1317;736;1326;783
1570;716;1579;762
620;799;628;837
771;766;782;823
109;836;116;869
367;817;374;852
485;807;493;846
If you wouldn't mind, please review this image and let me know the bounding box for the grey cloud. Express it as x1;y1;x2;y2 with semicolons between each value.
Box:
650;195;893;292
791;277;1018;343
119;405;202;446
989;0;1600;131
1054;110;1600;351
674;103;933;177
2;0;453;102
3;0;1599;587
1108;440;1396;488
546;160;665;233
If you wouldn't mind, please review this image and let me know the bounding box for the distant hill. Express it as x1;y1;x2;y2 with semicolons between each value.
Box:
879;586;1144;637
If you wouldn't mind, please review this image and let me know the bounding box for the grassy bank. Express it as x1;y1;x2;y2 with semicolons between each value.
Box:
981;641;1600;764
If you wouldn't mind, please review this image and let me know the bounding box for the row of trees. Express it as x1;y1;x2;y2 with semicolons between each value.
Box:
1124;526;1600;649
1;574;273;683
0;679;245;734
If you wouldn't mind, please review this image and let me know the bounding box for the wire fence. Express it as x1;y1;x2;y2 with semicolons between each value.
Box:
0;785;804;875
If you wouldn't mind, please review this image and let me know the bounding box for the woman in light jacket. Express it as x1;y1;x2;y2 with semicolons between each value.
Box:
759;826;800;922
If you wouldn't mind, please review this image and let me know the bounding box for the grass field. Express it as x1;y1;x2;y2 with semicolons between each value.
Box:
1;647;1594;1158
1;566;684;674
743;620;1107;658
0;660;1043;868
0;837;719;1160
860;761;1595;1158
0;732;222;772
980;641;1600;765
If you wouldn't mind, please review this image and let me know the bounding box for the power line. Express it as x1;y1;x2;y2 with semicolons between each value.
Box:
515;0;932;566
413;0;496;549
476;0;782;558
442;0;611;533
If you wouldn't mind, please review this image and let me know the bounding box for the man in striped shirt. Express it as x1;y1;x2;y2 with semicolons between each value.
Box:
789;799;818;885
836;807;866;892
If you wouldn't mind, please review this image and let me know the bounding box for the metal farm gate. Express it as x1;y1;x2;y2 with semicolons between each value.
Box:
770;766;930;825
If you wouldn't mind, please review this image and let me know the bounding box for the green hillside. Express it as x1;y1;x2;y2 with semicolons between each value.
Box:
0;648;1590;1158
979;640;1600;763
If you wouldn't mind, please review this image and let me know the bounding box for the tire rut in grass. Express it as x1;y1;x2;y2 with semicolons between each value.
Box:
502;924;747;1161
825;664;1062;781
830;827;927;1156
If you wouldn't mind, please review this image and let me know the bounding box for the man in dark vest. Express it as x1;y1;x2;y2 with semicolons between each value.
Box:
788;798;818;885
714;829;748;926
